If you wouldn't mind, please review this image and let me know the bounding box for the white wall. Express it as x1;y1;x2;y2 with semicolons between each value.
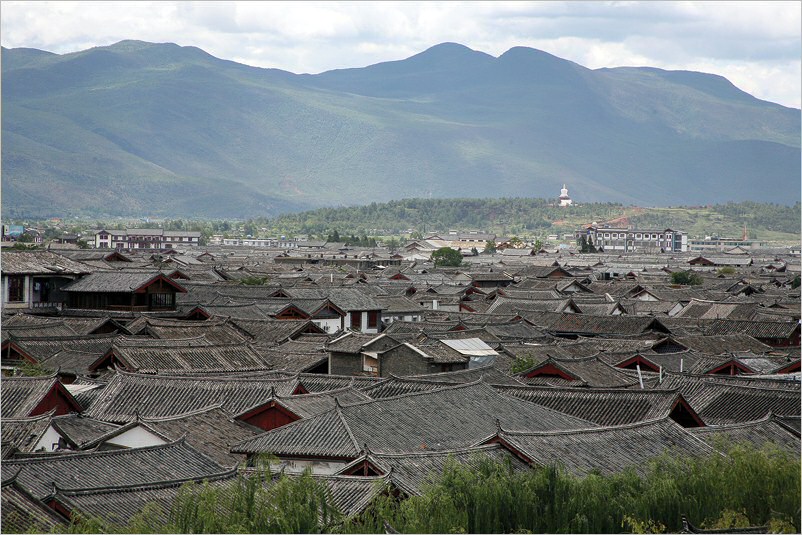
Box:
271;458;349;475
104;426;169;449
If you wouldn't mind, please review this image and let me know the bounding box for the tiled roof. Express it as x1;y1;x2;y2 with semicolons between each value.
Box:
140;317;250;344
671;334;772;355
82;370;300;423
50;469;236;527
106;336;268;372
337;443;529;496
519;356;640;388
232;381;593;457
362;367;522;399
1;251;91;275
4;333;117;364
1;374;73;418
1;477;68;532
3;439;228;499
659;373;801;424
490;417;714;476
497;385;688;426
689;414;800;455
49;414;122;450
294;374;383;393
141;405;262;466
1;411;55;453
229;318;323;344
62;272;186;293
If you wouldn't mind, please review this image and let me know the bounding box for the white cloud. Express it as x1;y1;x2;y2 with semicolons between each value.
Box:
1;0;799;107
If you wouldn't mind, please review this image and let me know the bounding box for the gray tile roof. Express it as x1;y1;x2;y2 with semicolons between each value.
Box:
658;373;801;424
62;272;187;293
232;381;594;458
141;405;262;466
49;414;122;450
497;385;690;426
489;417;715;477
3;438;229;500
519;356;641;388
82;370;301;423
1;477;68;533
1;374;80;418
689;414;800;455
1;411;55;453
1;251;91;275
106;336;268;373
50;468;236;527
337;443;530;496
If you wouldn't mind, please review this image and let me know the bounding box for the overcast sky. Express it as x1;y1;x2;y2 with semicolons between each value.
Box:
2;1;800;108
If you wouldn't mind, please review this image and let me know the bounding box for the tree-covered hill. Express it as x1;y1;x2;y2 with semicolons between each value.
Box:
2;41;799;218
250;199;801;242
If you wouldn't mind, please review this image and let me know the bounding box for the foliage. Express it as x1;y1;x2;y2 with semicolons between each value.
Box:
11;242;40;250
344;442;800;534
716;266;736;275
44;442;799;534
431;247;463;267
792;275;800;290
239;276;271;286
509;356;537;374
15;360;51;377
578;235;597;253
484;240;497;254
670;271;703;285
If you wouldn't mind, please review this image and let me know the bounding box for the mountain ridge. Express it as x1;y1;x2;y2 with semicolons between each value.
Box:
2;40;799;218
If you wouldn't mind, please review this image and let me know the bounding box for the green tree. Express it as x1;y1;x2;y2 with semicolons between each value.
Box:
431;247;463;267
671;271;703;285
484;240;497;254
385;237;400;253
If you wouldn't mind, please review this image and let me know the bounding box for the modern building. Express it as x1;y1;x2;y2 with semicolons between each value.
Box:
578;226;688;252
687;237;768;253
93;229;201;249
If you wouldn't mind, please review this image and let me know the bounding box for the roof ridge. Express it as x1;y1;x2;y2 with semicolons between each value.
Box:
3;436;189;464
339;379;490;408
139;403;228;422
500;415;680;437
51;466;238;496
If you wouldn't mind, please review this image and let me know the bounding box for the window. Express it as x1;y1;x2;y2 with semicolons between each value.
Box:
7;276;24;302
351;311;362;330
368;310;379;329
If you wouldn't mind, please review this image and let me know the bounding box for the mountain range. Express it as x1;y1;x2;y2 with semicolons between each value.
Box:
2;40;799;218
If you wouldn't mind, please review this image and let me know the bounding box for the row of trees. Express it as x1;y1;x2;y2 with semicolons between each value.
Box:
49;442;799;534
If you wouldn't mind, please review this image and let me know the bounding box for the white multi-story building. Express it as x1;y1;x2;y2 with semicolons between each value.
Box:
94;229;201;249
578;226;687;252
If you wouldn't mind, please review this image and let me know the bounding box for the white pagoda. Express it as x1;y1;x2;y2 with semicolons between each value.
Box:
558;184;573;206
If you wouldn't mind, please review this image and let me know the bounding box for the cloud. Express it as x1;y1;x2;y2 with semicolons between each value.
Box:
1;1;799;107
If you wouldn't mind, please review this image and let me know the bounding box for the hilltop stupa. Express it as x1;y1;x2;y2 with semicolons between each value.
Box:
558;184;573;206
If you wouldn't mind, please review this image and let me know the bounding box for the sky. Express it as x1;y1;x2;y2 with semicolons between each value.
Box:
2;1;800;108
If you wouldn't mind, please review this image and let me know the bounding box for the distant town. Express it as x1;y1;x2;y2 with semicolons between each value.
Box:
1;188;799;533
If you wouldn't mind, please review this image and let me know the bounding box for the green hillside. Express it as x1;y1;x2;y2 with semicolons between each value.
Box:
248;199;801;244
2;41;799;218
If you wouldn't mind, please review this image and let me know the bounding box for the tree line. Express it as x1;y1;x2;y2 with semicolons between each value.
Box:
40;441;799;534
